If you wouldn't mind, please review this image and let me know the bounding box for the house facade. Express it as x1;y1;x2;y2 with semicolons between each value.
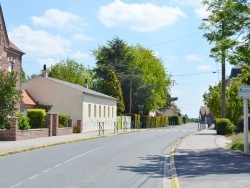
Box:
0;5;25;87
21;75;118;131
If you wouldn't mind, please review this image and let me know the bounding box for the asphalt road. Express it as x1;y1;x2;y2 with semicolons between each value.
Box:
0;124;197;188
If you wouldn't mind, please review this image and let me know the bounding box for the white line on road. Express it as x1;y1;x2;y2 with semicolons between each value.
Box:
28;174;39;180
10;182;23;188
54;164;62;168
43;168;52;173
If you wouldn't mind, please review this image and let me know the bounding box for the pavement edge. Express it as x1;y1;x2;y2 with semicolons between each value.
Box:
170;139;181;188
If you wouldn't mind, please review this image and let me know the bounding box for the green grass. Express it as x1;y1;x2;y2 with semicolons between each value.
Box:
228;133;250;152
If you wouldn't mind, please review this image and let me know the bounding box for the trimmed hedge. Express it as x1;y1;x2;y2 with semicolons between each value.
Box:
16;114;30;130
169;116;183;125
27;109;46;129
59;113;69;128
215;118;235;135
235;116;250;133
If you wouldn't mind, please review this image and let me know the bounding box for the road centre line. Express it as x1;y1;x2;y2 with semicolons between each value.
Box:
43;168;52;173
28;174;39;180
10;182;23;188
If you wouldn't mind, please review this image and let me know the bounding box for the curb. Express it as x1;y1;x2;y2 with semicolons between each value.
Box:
0;135;104;157
0;129;142;158
169;129;200;188
170;139;181;188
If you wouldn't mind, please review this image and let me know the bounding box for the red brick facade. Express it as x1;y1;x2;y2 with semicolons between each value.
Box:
0;6;25;88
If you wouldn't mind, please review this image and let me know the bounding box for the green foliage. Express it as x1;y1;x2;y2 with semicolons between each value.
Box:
203;80;243;125
230;139;244;151
105;70;125;115
16;114;30;130
183;116;187;124
0;71;22;129
169;116;183;125
21;68;27;83
215;118;235;135
48;59;93;87
126;113;140;129
59;113;69;128
92;37;172;114
27;109;46;129
235;116;250;133
35;102;52;112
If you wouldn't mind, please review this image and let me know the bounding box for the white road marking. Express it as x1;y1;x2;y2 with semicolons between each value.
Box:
54;164;62;168
43;168;52;173
28;174;39;180
10;182;23;188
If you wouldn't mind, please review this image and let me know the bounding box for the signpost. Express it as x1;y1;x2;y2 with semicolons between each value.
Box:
239;86;250;154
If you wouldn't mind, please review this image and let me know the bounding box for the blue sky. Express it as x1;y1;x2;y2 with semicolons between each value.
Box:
2;0;233;118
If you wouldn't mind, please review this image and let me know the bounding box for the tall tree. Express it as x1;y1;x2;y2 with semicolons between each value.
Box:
48;59;93;87
0;71;22;129
199;0;248;117
105;70;125;115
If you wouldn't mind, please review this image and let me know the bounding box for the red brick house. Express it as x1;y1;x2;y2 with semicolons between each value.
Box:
0;5;25;87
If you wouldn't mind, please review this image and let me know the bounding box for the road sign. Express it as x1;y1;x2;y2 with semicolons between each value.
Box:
239;85;250;99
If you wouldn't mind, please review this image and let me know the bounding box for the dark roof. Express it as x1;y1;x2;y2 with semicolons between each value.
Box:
229;67;241;79
46;77;117;100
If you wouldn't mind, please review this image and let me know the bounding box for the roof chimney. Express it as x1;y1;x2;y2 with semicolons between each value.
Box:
42;64;47;77
84;79;88;88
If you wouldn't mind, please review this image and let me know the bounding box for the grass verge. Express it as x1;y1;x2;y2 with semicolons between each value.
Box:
228;132;250;152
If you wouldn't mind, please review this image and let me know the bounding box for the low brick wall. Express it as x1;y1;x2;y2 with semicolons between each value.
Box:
57;127;73;136
0;130;15;141
0;115;74;141
17;128;49;141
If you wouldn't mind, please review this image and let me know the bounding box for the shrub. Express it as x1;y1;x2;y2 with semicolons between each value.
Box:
27;109;46;129
216;118;235;135
59;113;69;128
169;116;183;125
0;115;10;130
16;114;30;130
235;116;250;133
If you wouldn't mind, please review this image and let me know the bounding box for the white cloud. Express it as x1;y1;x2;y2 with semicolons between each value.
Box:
98;0;186;32
72;51;90;60
8;25;71;56
194;6;210;19
185;54;201;61
31;9;86;29
37;58;59;67
171;0;202;7
166;55;179;62
198;65;210;70
72;34;95;41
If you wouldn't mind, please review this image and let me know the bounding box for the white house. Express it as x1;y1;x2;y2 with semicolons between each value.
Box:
21;75;117;131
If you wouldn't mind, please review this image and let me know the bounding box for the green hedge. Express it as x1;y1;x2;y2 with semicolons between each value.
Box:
126;113;140;128
168;116;183;125
16;114;30;130
59;113;69;128
235;116;250;133
27;109;46;129
215;118;235;135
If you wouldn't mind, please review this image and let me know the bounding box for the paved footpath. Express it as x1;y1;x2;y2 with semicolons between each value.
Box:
172;126;250;188
0;129;139;156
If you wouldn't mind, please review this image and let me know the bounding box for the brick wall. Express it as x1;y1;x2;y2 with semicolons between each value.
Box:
0;115;74;141
17;129;49;140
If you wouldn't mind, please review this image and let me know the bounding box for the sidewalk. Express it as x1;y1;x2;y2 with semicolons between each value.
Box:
172;126;250;188
0;128;139;157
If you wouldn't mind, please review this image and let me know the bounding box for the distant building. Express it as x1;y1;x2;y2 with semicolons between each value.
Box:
199;106;214;124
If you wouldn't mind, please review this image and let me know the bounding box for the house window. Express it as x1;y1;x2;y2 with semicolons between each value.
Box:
88;104;91;117
99;105;101;118
112;107;114;118
108;106;110;118
104;106;106;118
94;105;96;117
8;62;13;72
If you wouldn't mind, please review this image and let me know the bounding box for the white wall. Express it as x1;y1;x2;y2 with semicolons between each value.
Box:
22;77;83;126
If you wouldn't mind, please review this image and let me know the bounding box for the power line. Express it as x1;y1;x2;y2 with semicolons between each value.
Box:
171;71;217;77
